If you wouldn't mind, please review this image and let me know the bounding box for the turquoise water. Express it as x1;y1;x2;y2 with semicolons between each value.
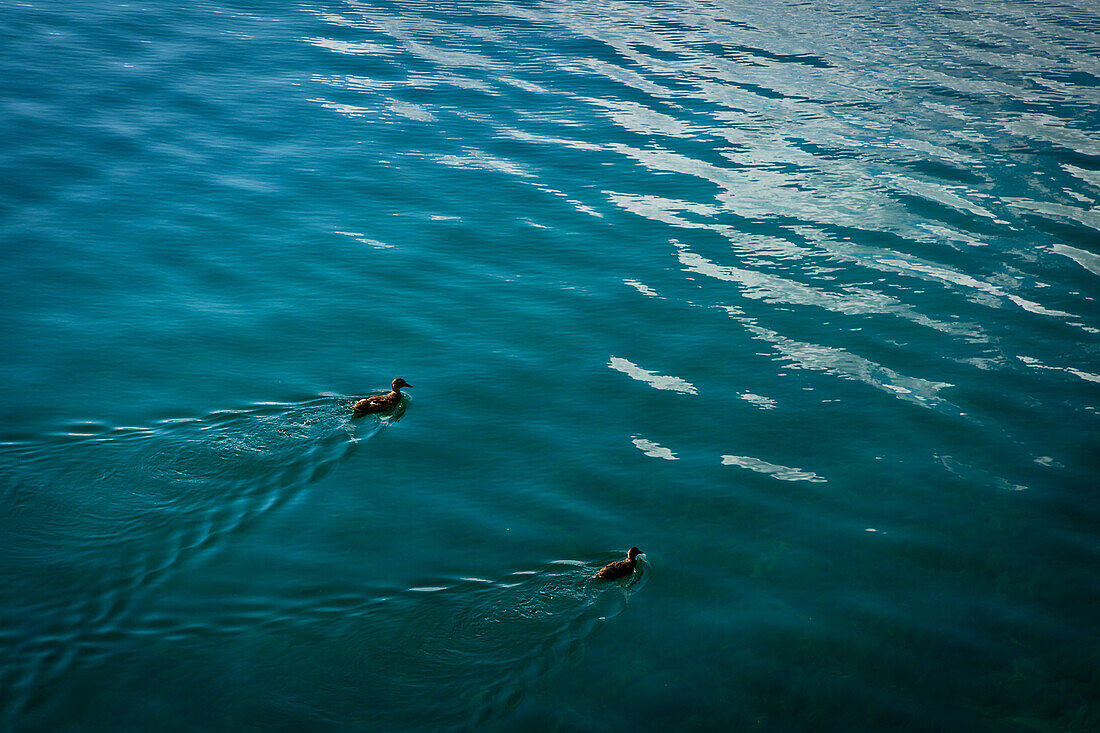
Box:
2;0;1099;729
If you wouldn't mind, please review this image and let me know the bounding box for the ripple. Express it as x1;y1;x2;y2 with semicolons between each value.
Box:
675;240;963;332
632;436;678;460
608;356;697;394
0;396;388;720
303;37;389;56
54;556;646;731
586;96;702;138
1017;355;1100;384
1052;243;1100;278
264;557;647;730
877;256;1080;322
721;455;826;483
624;278;661;298
1002;112;1100;158
886;174;1003;223
739;392;777;410
4;0;1098;727
436;149;534;178
724;307;958;412
1006;197;1100;234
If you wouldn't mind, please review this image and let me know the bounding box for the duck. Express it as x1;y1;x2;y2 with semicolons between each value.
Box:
592;547;643;580
352;378;412;415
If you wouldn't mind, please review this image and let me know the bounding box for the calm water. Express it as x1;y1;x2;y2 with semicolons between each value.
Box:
2;0;1099;730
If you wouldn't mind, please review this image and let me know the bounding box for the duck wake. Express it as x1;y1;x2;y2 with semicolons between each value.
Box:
0;396;384;726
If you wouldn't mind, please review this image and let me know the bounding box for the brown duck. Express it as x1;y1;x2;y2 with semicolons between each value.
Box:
352;378;412;415
592;547;643;580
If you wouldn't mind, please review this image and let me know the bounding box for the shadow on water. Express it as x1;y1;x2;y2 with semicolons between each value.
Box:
0;395;392;726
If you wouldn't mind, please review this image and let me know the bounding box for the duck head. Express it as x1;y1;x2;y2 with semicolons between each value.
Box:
627;547;642;559
392;378;412;392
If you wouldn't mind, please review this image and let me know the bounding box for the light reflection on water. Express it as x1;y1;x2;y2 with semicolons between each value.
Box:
2;0;1098;729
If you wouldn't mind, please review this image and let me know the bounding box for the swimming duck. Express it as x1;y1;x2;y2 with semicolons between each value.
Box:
593;547;643;580
352;378;412;415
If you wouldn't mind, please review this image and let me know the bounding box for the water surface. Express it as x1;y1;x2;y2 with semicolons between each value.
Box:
2;0;1098;730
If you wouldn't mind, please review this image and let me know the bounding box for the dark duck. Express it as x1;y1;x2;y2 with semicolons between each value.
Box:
592;547;643;580
352;378;411;415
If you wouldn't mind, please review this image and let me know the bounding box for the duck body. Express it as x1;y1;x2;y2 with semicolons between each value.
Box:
352;378;412;415
593;547;643;580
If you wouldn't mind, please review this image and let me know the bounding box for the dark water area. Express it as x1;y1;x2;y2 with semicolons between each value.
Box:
2;0;1098;730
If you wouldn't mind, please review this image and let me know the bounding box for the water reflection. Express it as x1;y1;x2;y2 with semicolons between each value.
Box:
608;356;698;394
721;454;826;483
632;436;678;460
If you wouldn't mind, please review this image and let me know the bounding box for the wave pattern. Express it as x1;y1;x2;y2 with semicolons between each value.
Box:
1;393;638;729
306;0;1098;426
245;559;645;731
295;5;1099;726
3;0;1098;729
0;397;382;726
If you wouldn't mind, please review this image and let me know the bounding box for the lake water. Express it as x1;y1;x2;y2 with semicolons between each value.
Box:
2;0;1098;730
